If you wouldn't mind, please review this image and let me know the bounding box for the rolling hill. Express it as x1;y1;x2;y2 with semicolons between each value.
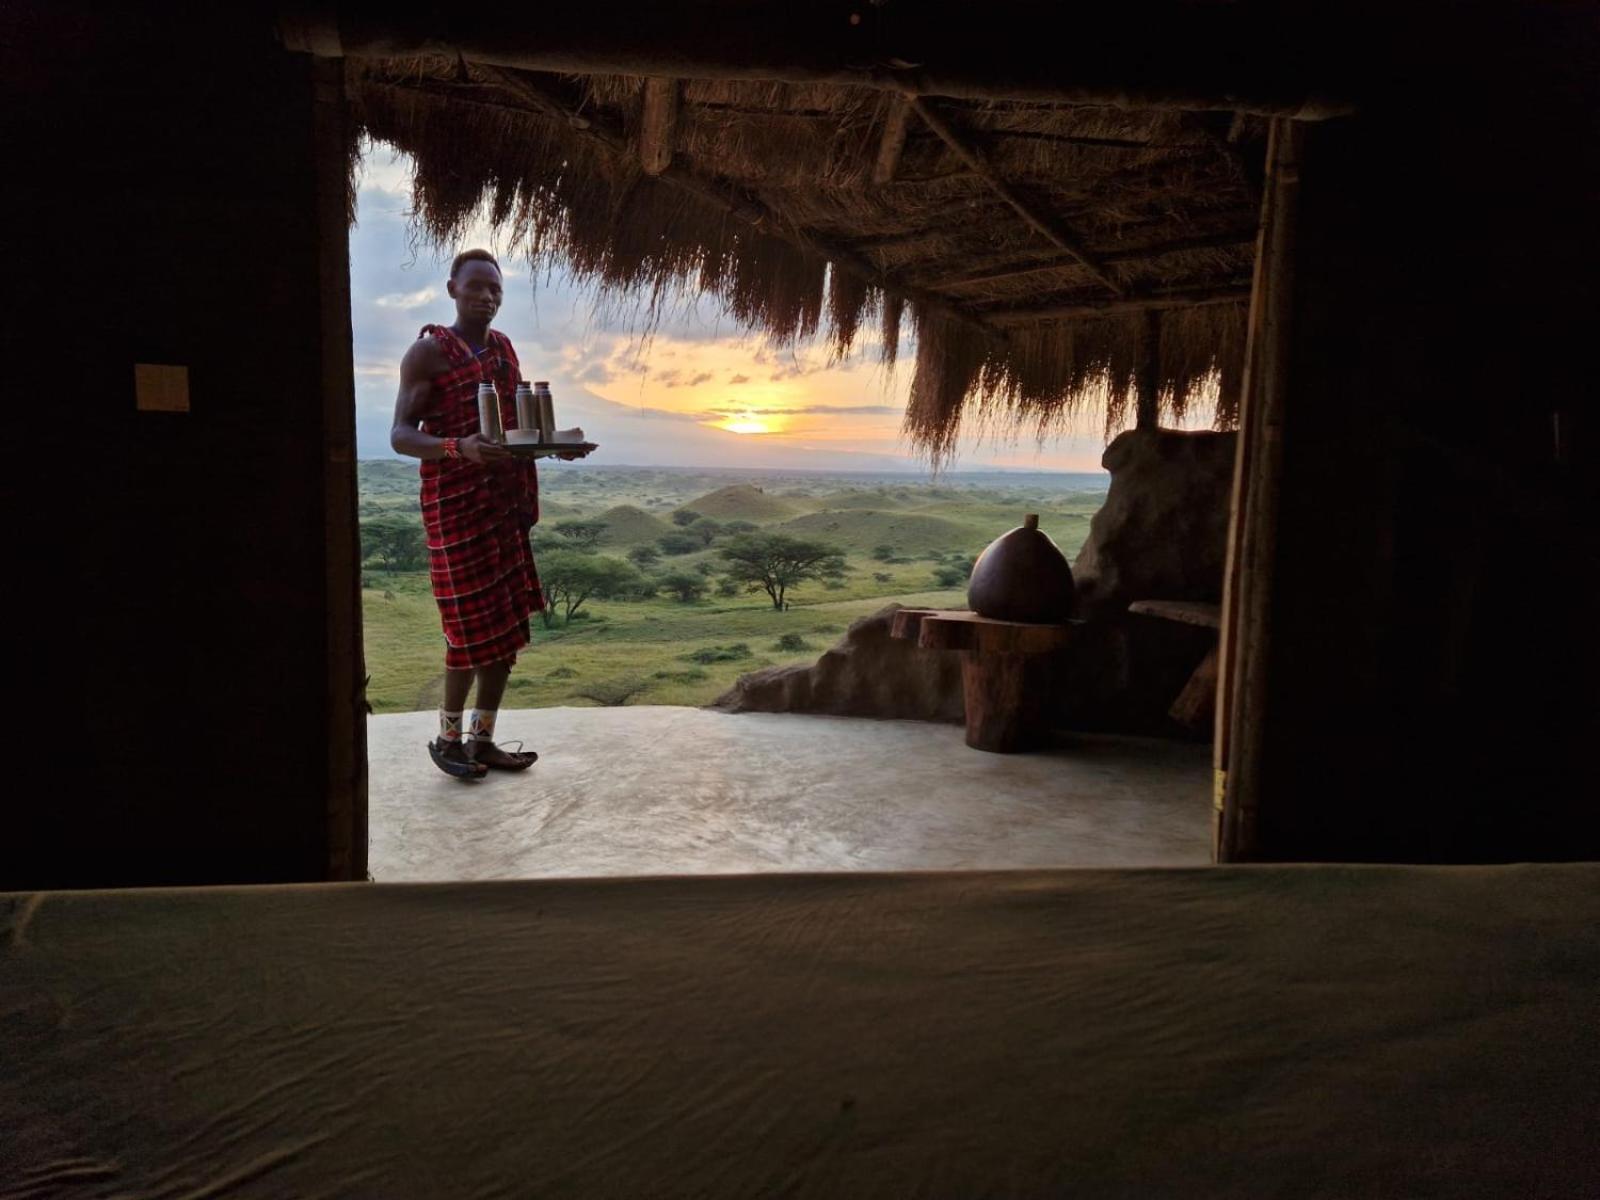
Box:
593;504;674;546
679;484;800;522
775;509;981;556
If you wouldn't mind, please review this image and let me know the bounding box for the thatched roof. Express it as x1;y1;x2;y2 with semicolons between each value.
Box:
346;58;1262;456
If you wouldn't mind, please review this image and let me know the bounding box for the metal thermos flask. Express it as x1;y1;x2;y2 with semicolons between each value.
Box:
533;381;555;440
514;382;536;433
476;380;503;443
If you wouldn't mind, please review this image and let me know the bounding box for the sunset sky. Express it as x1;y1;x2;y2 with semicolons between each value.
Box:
349;143;1172;473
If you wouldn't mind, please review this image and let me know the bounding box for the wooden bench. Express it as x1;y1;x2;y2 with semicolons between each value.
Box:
1128;600;1221;729
890;609;1078;753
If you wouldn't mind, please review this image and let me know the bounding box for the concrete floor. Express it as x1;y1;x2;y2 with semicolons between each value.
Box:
368;707;1212;880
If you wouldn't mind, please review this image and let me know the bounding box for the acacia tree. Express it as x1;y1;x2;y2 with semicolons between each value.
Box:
718;533;846;611
361;518;425;572
552;519;609;550
536;550;640;626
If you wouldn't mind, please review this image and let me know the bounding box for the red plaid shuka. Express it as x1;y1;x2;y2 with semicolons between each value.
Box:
416;324;544;670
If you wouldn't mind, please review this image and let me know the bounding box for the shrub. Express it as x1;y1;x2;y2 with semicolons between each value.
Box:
873;571;893;583
685;643;753;664
546;666;578;679
658;569;709;603
871;544;895;561
671;508;702;527
774;633;812;652
715;578;741;596
650;668;709;683
657;531;701;555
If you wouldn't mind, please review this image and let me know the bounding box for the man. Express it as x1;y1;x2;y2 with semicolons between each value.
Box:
390;249;544;780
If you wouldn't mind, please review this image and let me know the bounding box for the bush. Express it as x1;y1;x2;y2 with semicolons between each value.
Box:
823;579;846;590
685;643;752;664
650;668;708;683
627;545;661;569
871;544;895;561
546;666;578;679
657;531;701;556
774;633;812;652
715;578;741;597
932;566;969;587
872;571;893;583
658;569;709;603
671;508;702;527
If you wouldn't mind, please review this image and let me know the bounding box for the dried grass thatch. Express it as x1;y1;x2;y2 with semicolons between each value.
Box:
347;59;1260;458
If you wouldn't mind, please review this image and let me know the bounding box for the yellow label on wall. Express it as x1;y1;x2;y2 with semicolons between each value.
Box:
134;363;189;413
1213;768;1227;813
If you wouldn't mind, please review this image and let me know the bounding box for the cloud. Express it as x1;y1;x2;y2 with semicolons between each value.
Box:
728;374;750;384
373;287;439;311
574;360;616;385
710;403;901;416
687;371;714;386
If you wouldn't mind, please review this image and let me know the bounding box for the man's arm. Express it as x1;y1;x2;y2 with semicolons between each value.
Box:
389;338;508;464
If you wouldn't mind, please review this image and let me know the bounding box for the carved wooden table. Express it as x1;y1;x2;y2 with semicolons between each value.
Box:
1128;600;1222;729
891;609;1078;753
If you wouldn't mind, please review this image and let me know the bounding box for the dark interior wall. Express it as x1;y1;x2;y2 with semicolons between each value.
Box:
1255;7;1599;861
2;6;349;887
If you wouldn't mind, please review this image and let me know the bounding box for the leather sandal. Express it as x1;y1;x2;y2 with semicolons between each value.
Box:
468;739;538;772
429;738;488;780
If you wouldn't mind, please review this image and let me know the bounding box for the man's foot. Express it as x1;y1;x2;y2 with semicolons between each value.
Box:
429;738;488;780
467;740;538;771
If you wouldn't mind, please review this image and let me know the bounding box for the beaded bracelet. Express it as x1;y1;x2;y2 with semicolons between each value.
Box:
442;437;461;459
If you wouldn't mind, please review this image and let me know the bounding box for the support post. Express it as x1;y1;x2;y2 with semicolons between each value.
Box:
310;56;368;881
1214;118;1304;862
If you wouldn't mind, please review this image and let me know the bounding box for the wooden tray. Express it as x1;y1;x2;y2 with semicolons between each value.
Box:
503;441;599;459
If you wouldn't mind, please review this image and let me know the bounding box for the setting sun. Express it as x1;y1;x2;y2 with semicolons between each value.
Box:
717;413;778;435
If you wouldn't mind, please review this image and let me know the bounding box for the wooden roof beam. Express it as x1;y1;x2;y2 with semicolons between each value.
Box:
907;96;1125;297
280;3;1357;119
639;78;680;175
930;231;1258;291
986;287;1251;325
872;95;912;185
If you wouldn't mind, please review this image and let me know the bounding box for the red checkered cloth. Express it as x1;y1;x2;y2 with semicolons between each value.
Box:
416;324;544;671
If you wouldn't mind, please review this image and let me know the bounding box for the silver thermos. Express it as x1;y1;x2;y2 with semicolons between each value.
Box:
476;380;504;443
534;381;555;441
514;381;536;434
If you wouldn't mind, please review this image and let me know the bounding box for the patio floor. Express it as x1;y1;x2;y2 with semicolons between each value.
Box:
368;707;1212;880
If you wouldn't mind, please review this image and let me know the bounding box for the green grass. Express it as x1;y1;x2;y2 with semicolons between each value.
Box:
360;462;1106;711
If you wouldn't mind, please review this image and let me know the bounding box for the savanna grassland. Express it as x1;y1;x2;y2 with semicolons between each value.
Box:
360;462;1106;712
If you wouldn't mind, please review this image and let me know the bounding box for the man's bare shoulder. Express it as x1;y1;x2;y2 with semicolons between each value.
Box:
401;333;451;377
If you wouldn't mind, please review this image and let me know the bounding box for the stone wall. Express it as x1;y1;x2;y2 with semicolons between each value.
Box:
712;605;964;722
1072;428;1237;621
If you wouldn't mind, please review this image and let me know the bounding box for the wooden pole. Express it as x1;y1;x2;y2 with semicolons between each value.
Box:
908;96;1125;296
638;77;679;175
1215;117;1304;862
872;95;911;184
1136;309;1160;430
310;56;368;881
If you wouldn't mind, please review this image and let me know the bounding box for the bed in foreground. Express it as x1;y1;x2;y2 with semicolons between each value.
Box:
4;865;1597;1197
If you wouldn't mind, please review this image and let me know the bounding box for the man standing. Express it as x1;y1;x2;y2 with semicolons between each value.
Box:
391;249;541;779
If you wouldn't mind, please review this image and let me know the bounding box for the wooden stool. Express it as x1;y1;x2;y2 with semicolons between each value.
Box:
891;609;1077;753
